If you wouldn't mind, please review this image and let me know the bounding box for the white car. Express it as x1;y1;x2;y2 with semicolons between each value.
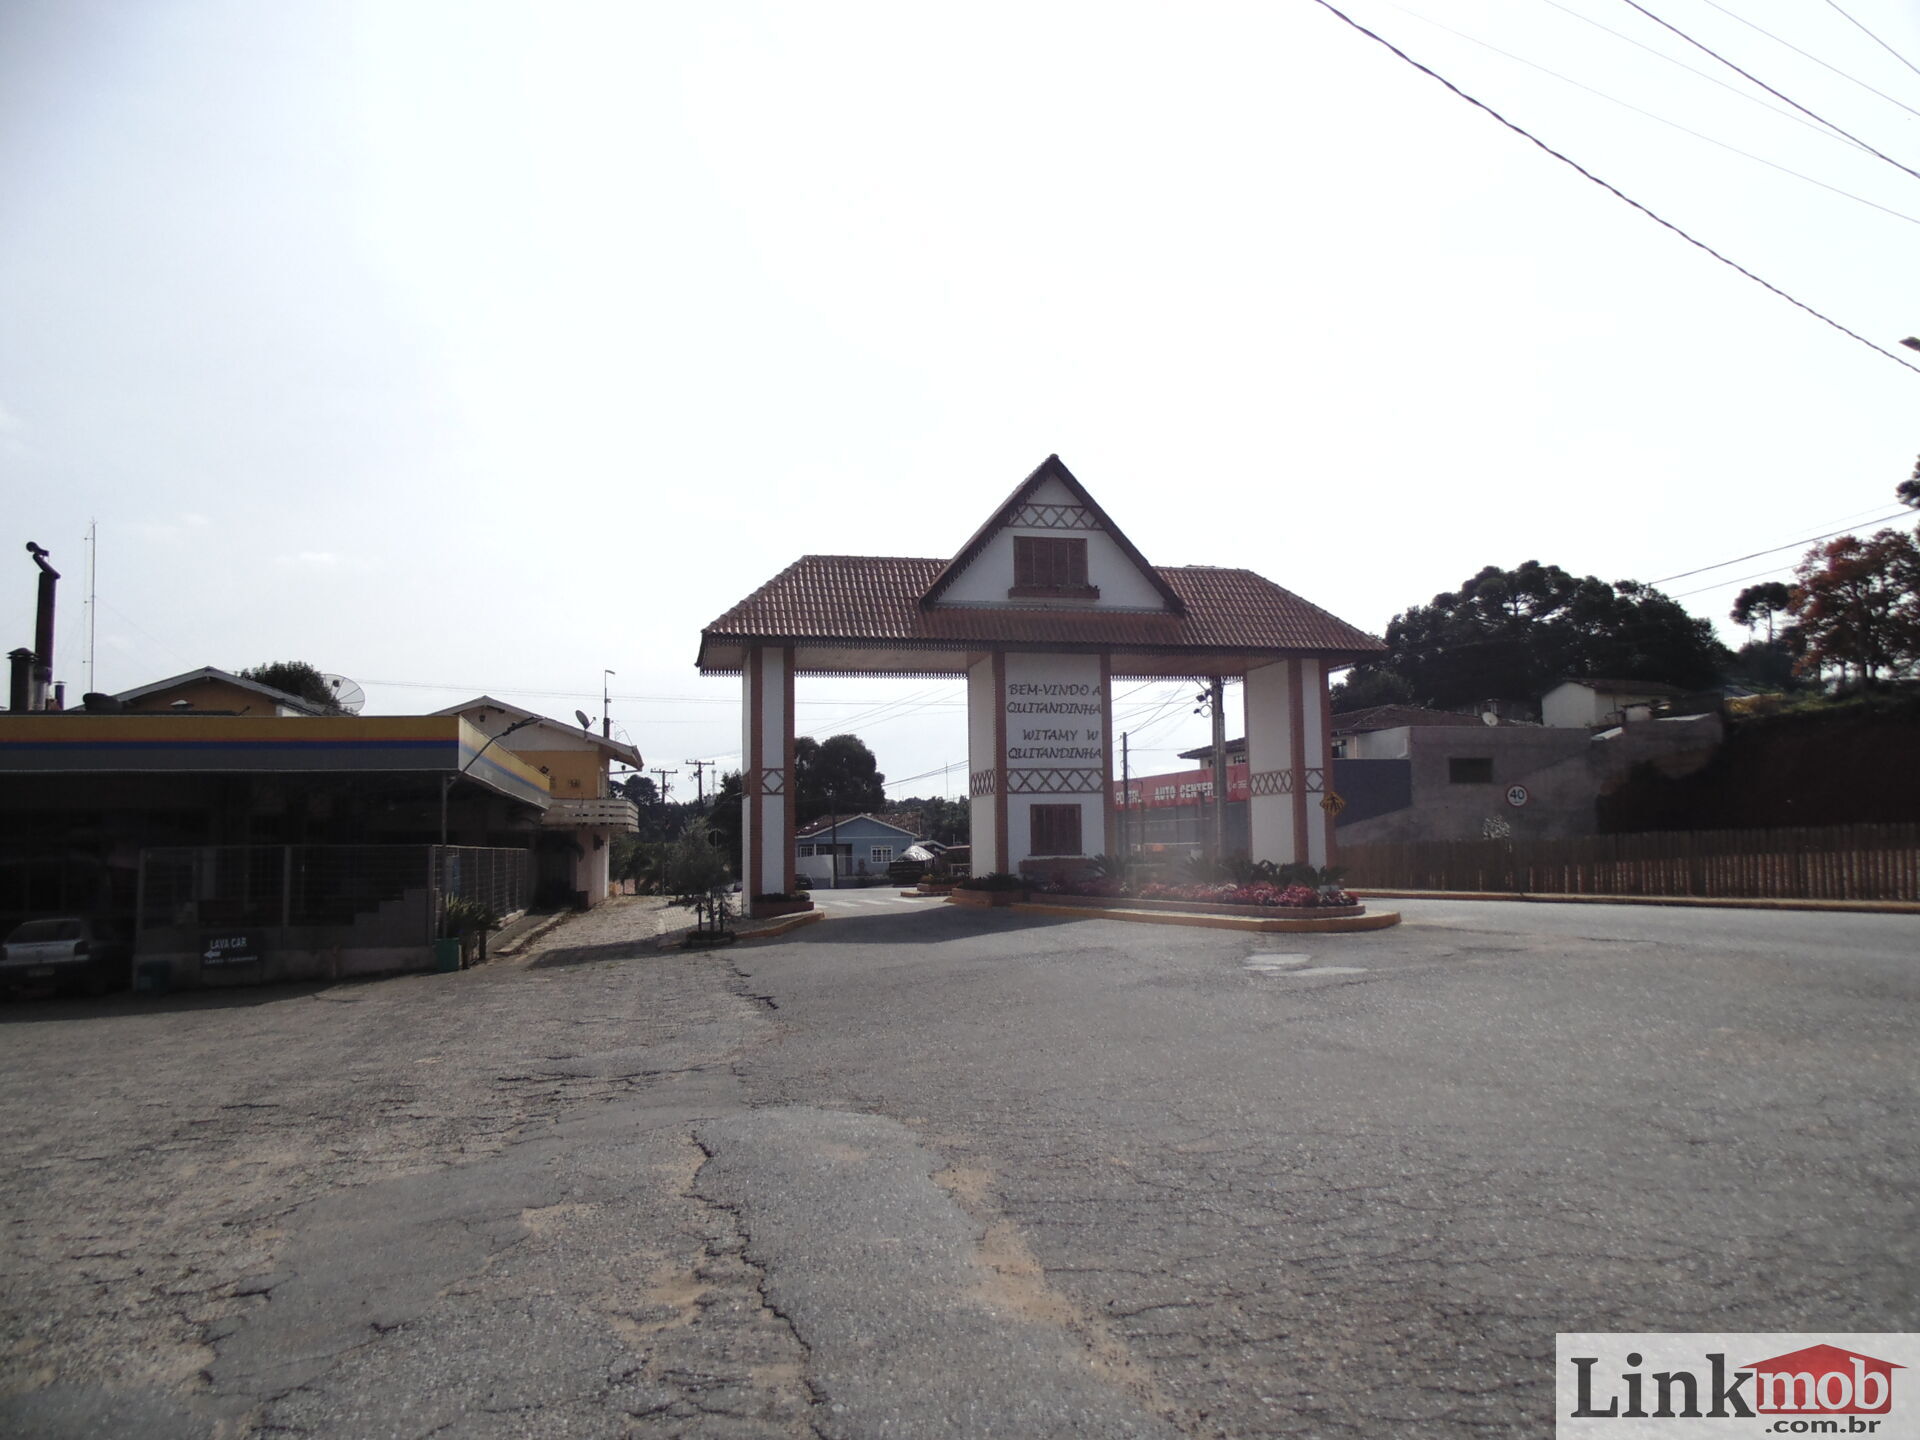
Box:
0;917;130;997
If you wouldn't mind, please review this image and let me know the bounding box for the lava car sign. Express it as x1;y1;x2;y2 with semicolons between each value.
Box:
201;935;259;966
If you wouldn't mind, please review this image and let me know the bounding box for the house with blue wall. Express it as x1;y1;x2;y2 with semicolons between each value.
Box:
794;813;920;886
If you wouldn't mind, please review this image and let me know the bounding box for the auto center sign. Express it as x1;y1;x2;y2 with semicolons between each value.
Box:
1115;763;1252;808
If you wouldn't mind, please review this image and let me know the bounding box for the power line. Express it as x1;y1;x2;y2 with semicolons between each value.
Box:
1647;510;1911;584
1694;0;1920;122
1616;0;1920;183
1537;0;1886;156
1304;0;1920;375
1671;562;1804;600
1820;0;1920;82
1375;0;1920;226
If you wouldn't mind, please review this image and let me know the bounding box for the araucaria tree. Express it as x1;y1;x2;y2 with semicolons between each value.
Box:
793;734;886;823
1336;560;1728;711
1789;530;1920;684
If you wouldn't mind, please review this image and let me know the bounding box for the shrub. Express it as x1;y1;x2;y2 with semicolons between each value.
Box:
957;872;1027;892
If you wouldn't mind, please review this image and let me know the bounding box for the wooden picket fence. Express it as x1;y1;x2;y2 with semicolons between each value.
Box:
1341;824;1920;902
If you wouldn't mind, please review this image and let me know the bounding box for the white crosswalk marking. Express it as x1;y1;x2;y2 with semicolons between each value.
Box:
810;890;937;912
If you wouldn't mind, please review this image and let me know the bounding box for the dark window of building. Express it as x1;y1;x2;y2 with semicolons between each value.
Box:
1029;804;1083;856
1011;536;1094;595
1448;756;1494;784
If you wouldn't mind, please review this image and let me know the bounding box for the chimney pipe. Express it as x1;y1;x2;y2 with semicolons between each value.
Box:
26;542;59;711
8;649;31;713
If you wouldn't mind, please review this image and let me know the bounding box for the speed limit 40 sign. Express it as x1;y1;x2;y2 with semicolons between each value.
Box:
1505;784;1530;808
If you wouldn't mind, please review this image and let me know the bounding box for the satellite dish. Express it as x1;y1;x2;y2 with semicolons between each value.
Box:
322;674;367;714
575;709;592;730
1481;710;1500;726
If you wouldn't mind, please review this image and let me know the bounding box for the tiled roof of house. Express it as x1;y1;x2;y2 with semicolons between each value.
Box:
113;666;332;716
794;812;920;841
699;556;1384;669
1332;704;1500;733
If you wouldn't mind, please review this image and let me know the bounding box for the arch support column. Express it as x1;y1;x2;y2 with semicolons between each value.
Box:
1244;658;1332;867
740;644;795;909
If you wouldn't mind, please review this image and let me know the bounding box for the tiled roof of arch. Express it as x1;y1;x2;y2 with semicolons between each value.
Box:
697;554;1384;669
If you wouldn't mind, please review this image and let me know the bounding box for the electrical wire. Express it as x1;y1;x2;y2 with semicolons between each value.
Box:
1646;509;1911;583
1375;0;1920;226
1304;0;1920;375
1616;0;1920;182
1671;563;1805;599
1822;0;1920;81
1695;0;1920;122
1537;0;1885;155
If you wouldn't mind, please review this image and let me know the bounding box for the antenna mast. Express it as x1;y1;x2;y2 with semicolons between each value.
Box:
86;520;97;694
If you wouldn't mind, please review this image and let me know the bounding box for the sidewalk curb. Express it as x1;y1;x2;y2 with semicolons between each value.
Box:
1352;890;1920;916
490;909;576;958
1008;902;1401;934
736;909;828;941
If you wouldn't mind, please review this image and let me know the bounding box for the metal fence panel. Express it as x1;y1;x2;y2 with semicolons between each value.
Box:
1341;824;1920;901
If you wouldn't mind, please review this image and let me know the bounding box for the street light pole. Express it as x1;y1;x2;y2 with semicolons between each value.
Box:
442;715;541;846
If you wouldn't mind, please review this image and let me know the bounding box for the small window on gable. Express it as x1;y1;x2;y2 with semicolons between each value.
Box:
1011;536;1097;598
1029;804;1083;856
1449;756;1494;784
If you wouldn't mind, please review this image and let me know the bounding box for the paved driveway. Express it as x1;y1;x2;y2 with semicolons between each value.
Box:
1;897;1913;1438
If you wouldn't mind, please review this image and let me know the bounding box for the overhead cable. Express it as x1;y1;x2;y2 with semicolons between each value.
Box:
1696;0;1920;121
1821;0;1920;81
1617;0;1920;182
1303;0;1920;375
1377;0;1920;226
1646;510;1912;583
1537;0;1882;155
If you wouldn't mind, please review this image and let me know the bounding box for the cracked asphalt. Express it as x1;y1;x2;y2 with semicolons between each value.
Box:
2;894;1914;1438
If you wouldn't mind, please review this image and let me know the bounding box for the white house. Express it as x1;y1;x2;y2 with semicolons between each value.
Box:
1541;678;1688;729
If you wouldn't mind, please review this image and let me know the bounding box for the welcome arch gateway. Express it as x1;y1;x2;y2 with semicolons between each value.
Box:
698;457;1385;911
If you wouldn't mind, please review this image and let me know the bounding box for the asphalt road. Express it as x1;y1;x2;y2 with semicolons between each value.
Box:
2;895;1914;1438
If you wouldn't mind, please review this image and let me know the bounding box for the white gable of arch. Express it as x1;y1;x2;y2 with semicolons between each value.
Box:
930;474;1172;611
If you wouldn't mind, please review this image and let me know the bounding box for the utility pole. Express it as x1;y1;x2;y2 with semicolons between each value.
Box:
1120;731;1131;862
85;520;96;696
1210;676;1228;865
602;669;615;739
1193;677;1227;865
684;758;712;805
827;787;839;890
650;767;677;804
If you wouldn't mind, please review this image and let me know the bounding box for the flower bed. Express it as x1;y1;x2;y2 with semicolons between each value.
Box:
1039;879;1357;909
948;886;1027;908
1024;892;1365;920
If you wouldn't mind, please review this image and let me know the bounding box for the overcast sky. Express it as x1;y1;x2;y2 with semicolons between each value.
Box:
5;0;1918;797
